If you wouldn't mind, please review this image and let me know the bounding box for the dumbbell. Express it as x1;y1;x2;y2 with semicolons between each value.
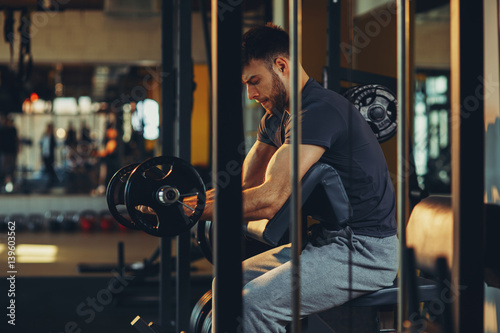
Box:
27;214;45;232
59;212;80;232
98;210;116;232
106;156;206;238
45;211;61;232
8;214;27;232
80;210;98;232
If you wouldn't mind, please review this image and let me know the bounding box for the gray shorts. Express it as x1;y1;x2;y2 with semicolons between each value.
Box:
240;226;399;333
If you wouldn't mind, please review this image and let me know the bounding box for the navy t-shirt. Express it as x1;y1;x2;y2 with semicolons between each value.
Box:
257;78;397;237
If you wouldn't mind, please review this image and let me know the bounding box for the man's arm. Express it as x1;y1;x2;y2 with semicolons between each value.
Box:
240;144;325;221
193;140;277;220
242;140;278;189
193;143;325;221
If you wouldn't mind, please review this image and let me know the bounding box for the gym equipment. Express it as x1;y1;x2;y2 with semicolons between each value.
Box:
99;210;117;232
27;213;44;232
124;156;206;237
196;220;213;263
189;290;212;333
343;84;398;143
79;209;98;232
244;162;351;247
106;163;142;231
9;214;27;232
45;211;61;232
59;211;80;232
196;219;273;264
131;316;164;333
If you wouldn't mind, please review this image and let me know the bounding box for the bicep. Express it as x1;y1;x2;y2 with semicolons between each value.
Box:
263;144;326;199
242;140;277;189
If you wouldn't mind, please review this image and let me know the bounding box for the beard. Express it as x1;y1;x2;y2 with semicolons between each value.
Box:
266;70;288;116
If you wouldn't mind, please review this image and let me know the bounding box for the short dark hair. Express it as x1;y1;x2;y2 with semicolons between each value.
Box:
242;23;289;68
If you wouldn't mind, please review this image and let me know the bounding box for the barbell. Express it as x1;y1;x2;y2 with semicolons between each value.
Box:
105;84;396;239
106;155;206;237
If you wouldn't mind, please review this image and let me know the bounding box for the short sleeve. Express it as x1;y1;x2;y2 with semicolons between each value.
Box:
284;102;346;149
257;114;276;147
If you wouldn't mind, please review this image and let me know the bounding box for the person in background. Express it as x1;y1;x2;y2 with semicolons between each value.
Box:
40;122;57;192
0;116;19;192
93;123;119;195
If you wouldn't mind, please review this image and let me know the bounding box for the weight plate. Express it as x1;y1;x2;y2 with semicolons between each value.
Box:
201;310;212;333
125;156;206;237
189;290;212;333
196;220;214;264
344;84;398;143
106;163;142;230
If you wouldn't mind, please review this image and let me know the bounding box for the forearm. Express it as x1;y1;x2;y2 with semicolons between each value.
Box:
241;184;287;221
185;184;283;222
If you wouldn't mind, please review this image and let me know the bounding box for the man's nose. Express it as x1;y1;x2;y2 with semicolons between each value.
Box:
247;85;259;100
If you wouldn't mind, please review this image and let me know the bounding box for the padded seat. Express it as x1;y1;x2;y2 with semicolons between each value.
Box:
244;162;352;246
346;277;440;307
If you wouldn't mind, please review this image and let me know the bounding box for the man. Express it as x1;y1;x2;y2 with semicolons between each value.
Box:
191;24;398;332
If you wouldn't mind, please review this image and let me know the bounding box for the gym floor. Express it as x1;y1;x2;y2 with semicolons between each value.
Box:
0;229;214;333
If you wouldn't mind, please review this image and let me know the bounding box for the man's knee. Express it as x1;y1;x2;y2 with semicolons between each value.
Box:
242;281;268;317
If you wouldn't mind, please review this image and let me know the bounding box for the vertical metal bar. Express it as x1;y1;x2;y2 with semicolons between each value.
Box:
289;1;302;332
174;0;193;331
161;0;175;157
326;0;341;92
160;0;174;330
118;241;124;275
396;0;409;331
450;0;485;331
198;0;212;83
175;0;192;161
212;1;244;332
198;0;213;167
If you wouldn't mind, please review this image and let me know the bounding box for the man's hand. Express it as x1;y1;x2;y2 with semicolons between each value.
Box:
137;201;196;218
179;196;197;217
136;205;156;215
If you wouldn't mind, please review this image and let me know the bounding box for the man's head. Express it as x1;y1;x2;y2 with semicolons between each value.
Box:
241;24;290;114
242;23;289;68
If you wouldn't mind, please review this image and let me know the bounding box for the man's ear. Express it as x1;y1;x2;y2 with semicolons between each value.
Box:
274;57;288;74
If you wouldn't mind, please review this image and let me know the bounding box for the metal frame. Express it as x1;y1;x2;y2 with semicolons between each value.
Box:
289;1;303;332
211;1;244;332
173;0;193;331
159;1;174;330
396;0;411;330
159;1;192;331
450;0;485;331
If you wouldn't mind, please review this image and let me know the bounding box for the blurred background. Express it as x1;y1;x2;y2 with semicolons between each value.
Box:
0;0;498;332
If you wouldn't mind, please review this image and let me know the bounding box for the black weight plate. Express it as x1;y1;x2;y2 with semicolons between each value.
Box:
201;310;212;333
189;290;212;333
344;84;398;143
125;156;206;237
196;220;214;264
106;163;141;230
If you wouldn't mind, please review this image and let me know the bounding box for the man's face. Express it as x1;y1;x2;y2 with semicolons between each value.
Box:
242;59;288;115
